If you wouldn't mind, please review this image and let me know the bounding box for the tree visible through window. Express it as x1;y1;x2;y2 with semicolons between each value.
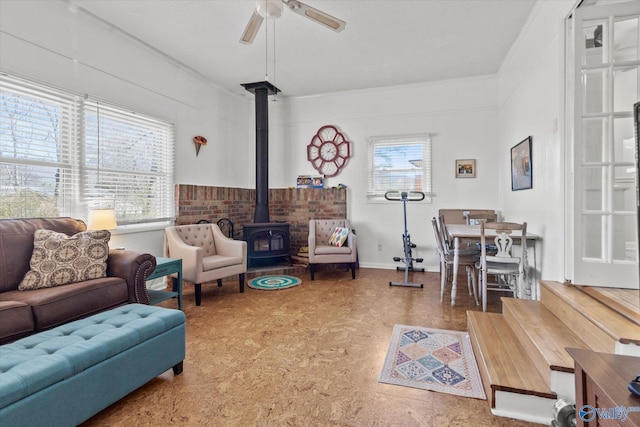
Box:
0;74;175;225
366;135;432;201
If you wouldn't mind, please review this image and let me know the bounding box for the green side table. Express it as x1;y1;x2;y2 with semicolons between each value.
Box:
146;257;183;310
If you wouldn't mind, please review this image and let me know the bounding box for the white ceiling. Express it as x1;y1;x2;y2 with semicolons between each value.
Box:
69;0;536;98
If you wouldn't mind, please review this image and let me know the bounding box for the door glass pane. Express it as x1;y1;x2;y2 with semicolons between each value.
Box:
613;166;635;212
583;214;603;259
614;116;635;162
614;16;638;63
583;167;605;210
583;69;609;113
612;215;638;262
584;20;607;66
583;118;607;162
613;67;637;112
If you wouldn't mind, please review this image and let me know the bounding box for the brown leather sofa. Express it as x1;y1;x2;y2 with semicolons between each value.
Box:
0;217;157;344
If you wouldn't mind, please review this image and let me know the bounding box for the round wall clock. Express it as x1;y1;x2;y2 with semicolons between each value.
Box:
306;125;351;177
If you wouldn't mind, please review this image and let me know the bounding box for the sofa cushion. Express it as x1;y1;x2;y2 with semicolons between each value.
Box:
18;229;110;290
0;302;34;345
0;218;86;293
0;278;128;331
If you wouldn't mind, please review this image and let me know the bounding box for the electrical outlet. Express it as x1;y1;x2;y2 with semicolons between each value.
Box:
377;243;382;251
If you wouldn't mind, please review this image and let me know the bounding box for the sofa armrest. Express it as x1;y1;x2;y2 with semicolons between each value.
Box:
107;250;157;304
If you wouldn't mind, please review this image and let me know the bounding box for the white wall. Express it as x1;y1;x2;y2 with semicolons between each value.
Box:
497;0;576;281
1;0;577;280
271;77;501;270
0;0;252;255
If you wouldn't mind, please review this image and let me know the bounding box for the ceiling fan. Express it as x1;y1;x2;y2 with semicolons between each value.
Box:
240;0;346;44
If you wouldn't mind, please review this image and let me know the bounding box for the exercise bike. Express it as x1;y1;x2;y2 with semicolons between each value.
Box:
384;190;425;288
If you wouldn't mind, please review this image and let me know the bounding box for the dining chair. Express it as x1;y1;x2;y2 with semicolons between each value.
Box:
431;217;479;305
437;214;480;254
477;221;527;312
465;212;498;225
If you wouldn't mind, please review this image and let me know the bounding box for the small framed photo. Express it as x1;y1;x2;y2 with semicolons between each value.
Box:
296;175;312;188
511;136;532;191
455;159;476;178
310;175;324;188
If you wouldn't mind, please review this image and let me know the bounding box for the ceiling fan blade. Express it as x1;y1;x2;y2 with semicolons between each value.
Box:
284;0;346;32
240;10;264;44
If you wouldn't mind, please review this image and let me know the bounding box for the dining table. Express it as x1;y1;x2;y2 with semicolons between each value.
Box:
446;224;541;307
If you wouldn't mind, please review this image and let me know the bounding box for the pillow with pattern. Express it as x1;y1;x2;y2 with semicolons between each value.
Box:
18;229;111;290
328;227;350;247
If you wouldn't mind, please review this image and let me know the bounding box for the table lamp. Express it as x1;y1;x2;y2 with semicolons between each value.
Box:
87;208;118;231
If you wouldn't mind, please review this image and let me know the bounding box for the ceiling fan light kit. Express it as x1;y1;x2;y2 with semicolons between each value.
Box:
240;0;345;44
240;11;264;44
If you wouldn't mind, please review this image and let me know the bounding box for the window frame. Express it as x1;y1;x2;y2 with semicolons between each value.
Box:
365;134;432;203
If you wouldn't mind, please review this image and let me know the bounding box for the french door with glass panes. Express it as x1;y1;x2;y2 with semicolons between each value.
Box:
572;1;640;287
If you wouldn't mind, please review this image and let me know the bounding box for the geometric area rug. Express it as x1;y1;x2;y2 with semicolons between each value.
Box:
247;275;302;291
378;324;486;400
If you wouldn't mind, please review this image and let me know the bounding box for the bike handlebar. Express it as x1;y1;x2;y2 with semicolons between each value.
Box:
384;191;426;202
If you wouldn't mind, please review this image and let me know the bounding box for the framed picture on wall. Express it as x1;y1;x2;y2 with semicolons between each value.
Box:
511;136;532;191
455;159;476;178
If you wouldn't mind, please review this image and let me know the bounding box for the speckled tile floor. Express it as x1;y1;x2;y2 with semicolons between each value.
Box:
81;268;543;426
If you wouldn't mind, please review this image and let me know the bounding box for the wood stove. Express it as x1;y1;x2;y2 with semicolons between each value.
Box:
243;222;290;267
241;81;291;267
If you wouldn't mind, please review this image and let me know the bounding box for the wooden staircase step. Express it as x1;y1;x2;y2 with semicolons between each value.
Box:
576;285;640;327
540;281;640;350
467;310;556;408
502;298;590;374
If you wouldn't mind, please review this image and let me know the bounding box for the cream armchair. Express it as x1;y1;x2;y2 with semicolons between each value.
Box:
165;223;247;306
308;219;357;280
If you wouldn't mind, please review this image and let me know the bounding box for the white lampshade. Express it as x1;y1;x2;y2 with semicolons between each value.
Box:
87;208;118;231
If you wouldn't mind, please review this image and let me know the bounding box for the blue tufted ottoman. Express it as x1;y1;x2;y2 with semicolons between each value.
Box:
0;304;185;427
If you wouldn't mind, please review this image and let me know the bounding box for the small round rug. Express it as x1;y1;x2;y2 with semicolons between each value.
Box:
248;275;302;290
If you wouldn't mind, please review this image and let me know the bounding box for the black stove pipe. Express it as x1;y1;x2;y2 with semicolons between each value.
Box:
241;81;280;224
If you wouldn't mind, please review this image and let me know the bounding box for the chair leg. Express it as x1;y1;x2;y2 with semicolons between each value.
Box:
469;266;479;306
439;260;447;302
310;264;316;280
239;273;245;293
195;283;202;306
481;270;487;312
351;263;356;279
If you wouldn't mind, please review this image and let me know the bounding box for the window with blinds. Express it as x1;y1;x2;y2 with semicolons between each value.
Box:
0;74;175;225
366;134;432;202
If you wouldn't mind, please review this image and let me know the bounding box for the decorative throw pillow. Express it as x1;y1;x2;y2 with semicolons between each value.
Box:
18;229;111;290
328;227;350;247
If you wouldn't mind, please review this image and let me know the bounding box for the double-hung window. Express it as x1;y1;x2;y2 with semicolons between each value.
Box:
0;74;175;225
366;134;432;202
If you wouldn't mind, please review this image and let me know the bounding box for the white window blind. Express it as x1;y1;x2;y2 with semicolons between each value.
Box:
84;101;175;225
366;134;432;202
0;73;175;225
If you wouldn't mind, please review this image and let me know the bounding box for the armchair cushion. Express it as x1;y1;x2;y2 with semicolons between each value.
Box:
328;227;350;247
314;245;352;255
202;255;243;271
175;225;216;256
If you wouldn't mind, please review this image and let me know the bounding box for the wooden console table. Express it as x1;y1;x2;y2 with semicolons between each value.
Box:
568;347;640;426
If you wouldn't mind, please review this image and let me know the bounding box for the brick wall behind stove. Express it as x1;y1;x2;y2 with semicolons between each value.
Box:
175;185;347;253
